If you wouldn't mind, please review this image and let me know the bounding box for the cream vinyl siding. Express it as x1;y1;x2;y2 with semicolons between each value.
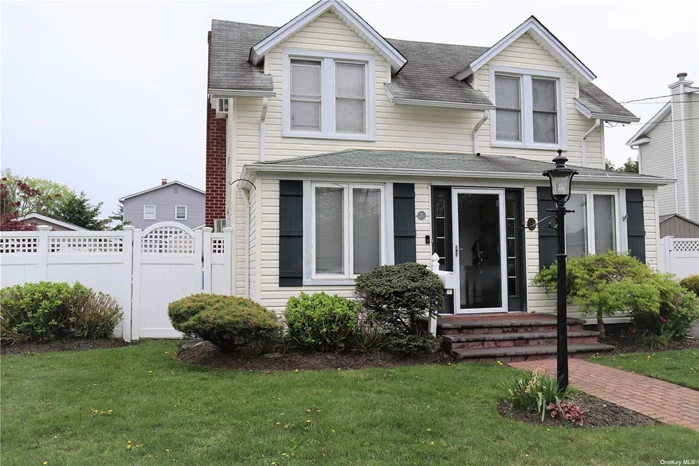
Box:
472;33;604;169
248;180;259;301
639;112;676;216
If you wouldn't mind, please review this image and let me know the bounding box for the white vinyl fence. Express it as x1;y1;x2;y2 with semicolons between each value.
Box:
0;223;233;342
658;237;699;279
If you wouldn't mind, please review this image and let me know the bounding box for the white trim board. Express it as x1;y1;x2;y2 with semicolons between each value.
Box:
453;16;596;83
250;0;407;73
626;102;671;146
574;99;640;124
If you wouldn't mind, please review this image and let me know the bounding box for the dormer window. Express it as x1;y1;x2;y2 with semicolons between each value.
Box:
283;49;375;141
490;66;567;150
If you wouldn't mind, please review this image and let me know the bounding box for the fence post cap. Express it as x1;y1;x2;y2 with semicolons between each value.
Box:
222;227;233;232
201;227;213;233
123;226;135;230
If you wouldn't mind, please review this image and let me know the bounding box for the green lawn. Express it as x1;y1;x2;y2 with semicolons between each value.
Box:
591;348;699;390
2;341;697;466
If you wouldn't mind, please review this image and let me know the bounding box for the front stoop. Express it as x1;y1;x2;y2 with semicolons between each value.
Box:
438;314;614;362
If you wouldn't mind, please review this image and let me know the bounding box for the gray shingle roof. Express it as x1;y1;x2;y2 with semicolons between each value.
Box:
578;83;639;122
209;20;636;121
385;39;491;106
209;20;276;91
252;149;666;184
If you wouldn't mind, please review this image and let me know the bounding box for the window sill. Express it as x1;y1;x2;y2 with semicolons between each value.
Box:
283;130;375;142
491;141;568;151
303;278;357;287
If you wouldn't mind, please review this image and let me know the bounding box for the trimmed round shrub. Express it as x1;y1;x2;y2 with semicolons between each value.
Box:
680;275;699;296
355;262;444;336
284;292;359;351
168;294;281;352
0;281;122;343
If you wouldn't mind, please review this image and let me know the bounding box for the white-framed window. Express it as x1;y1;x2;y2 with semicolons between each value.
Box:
490;66;567;150
311;183;385;279
143;205;156;220
175;205;187;220
565;191;620;258
283;49;375;141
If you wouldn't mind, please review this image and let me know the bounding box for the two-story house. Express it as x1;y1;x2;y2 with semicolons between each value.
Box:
205;0;669;316
120;179;206;230
627;73;699;237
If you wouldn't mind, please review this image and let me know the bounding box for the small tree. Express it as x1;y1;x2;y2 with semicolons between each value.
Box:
107;203;131;231
0;176;61;231
533;251;659;338
1;169;71;217
56;191;108;231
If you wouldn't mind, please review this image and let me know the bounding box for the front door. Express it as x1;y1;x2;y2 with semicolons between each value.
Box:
452;189;508;313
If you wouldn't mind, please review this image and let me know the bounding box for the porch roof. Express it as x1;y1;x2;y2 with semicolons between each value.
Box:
244;149;671;185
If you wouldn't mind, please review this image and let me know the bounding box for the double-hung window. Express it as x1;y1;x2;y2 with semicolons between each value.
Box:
175;205;187;220
284;50;374;140
491;67;566;149
143;205;156;220
565;192;619;257
312;183;384;279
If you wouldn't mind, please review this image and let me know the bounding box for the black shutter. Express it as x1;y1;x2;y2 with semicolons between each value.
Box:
279;180;303;287
537;187;557;269
393;183;416;264
626;189;646;263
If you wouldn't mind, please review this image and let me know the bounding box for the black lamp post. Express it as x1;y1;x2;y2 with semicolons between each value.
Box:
542;149;578;393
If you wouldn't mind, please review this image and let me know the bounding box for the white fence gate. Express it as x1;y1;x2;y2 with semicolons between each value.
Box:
658;237;699;279
0;223;232;342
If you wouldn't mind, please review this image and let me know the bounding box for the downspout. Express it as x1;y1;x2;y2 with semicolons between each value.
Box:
581;119;600;168
259;97;268;162
237;184;251;298
472;111;489;154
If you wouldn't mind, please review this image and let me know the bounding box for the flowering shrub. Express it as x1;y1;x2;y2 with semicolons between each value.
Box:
501;369;567;421
283;292;359;351
547;401;585;426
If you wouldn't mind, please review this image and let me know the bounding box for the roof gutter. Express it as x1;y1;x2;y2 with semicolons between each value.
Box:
242;163;673;186
208;88;276;98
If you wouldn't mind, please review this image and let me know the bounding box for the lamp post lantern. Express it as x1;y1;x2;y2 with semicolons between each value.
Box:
543;149;577;393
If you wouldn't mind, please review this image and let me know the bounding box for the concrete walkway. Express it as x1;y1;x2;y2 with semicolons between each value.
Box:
509;358;699;432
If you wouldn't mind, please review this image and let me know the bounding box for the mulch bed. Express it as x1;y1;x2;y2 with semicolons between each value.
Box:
601;336;699;355
177;340;454;371
498;393;658;428
1;339;129;355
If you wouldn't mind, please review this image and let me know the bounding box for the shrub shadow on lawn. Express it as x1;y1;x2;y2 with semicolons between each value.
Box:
177;340;454;371
498;394;658;428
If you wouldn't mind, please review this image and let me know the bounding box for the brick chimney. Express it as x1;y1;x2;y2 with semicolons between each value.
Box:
205;30;227;228
161;178;168;185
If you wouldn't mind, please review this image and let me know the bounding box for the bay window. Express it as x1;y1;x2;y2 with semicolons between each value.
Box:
491;66;566;149
565;192;619;257
312;183;384;278
284;49;374;140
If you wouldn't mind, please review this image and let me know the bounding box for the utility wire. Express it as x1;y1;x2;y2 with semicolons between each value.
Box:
605;117;699;127
620;91;698;104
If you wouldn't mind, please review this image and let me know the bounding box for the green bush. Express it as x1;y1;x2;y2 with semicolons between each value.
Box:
680;275;699;296
501;369;570;421
355;262;444;336
168;294;281;352
0;281;122;342
630;272;699;341
533;252;657;338
349;321;386;353
283;292;359;351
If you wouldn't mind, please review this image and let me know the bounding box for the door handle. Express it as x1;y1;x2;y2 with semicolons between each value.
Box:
455;245;464;257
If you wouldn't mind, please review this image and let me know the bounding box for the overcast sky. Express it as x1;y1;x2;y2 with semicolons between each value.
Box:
2;0;698;218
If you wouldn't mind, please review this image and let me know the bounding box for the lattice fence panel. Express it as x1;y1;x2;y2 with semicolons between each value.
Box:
674;240;699;252
0;236;39;254
211;237;225;254
50;236;124;253
142;226;195;254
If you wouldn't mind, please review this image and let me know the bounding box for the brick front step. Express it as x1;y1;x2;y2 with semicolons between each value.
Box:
443;331;601;350
451;343;615;362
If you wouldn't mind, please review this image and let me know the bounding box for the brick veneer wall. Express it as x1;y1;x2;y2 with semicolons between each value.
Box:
205;31;226;227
